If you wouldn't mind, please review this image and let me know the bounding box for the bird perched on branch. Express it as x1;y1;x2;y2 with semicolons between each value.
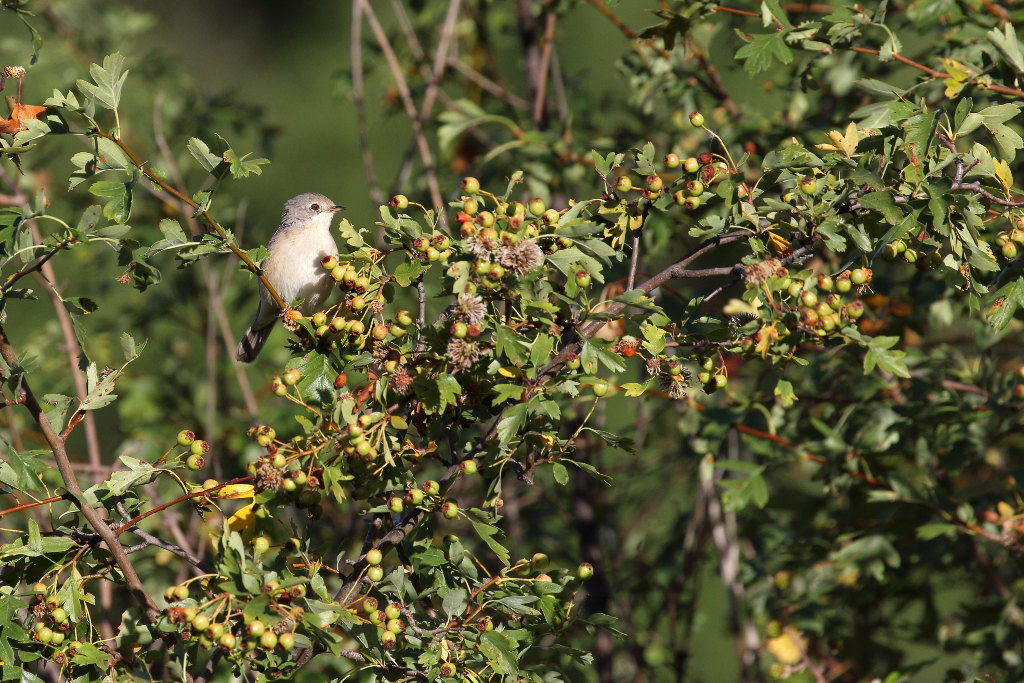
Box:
235;192;344;363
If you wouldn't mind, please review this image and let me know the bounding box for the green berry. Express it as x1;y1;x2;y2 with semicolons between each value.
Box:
252;536;271;554
591;379;609;397
688;111;705;127
459;459;478;475
799;176;818;194
259;630;278;649
247;620;266;637
664;153;681;168
366;548;383;565
177;430;195;447
219;633;237;650
614;176;632;193
422;480;440;496
190;439;209;456
367;565;385;582
390;194;409;210
683;157;700;173
574;270;591;288
385;602;402;620
577;562;595;579
186;453;205;471
461;177;480;194
278;632;295;650
387;496;405;513
441;501;459;519
683;196;700;210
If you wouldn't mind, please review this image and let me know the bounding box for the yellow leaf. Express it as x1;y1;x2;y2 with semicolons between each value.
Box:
215;484;255;499
938;58;974;99
754;323;779;358
620;382;648;397
766;231;792;256
497;366;519;378
815;121;859;157
227;501;257;540
994;159;1014;195
722;297;761;316
998;500;1015;519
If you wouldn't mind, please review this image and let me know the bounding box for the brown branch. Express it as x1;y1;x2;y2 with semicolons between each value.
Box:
115;475;254;535
0;494;62;519
0;239;67;294
356;0;447;226
89;130;287;309
531;10;557;127
0;323;159;620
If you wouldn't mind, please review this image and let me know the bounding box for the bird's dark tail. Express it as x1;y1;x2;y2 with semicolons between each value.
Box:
235;323;273;363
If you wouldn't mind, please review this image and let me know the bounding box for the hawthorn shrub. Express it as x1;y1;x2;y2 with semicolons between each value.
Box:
2;1;1024;682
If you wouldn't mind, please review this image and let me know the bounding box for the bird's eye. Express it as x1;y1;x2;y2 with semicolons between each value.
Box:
310;203;321;211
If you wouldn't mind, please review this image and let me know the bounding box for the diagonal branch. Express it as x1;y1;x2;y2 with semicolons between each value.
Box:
0;323;159;620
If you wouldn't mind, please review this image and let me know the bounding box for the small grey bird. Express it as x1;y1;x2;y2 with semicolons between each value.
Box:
235;192;344;363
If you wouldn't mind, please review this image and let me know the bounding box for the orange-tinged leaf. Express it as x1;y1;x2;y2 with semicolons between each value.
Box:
0;102;46;136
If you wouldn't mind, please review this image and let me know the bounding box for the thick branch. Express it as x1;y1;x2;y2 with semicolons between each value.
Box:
0;323;159;620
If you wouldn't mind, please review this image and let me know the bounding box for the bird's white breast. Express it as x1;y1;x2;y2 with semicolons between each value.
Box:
262;221;339;313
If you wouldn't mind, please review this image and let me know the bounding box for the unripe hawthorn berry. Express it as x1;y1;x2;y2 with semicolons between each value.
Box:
672;190;687;206
367;565;385;582
365;548;383;566
713;374;728;389
451;321;468;338
252;536;271;554
369;609;386;624
688;111;705;127
543;208;560;225
282;478;298;493
422;480;440;496
380;628;397;648
173;585;189;601
271;453;287;468
405;488;425;505
683;157;700;173
440;662;457;677
845;301;865;319
566;354;581;370
36;626;53;643
385;602;403;620
441;501;459;519
432;234;451;250
461;177;480;194
697;371;711;385
1003;241;1018;259
835;272;852;293
396;310;414;327
685;179;704;196
799;176;818;194
177;429;196;447
614;176;632;193
50;607;68;624
476;211;495;228
683;196;700;210
219;632;237;650
592;379;610;397
577;562;595;579
462;197;479;215
800;290;818;307
191;614;211;632
528;198;546;216
190;439;209;456
362;597;379;613
390;194;409;210
575;270;591;288
459;459;479;475
815;301;832;318
849;268;870;285
186;454;205;471
50;631;65;646
386;618;405;634
646;175;664;193
283;368;301;386
278;632;295;650
247;620;266;638
664;153;681;168
387;496;404;513
532;552;550;569
817;273;833;291
259;630;278;649
321;255;339;272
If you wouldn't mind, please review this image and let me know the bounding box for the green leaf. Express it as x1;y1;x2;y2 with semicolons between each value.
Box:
551;461;569;485
988;23;1024;74
479;630;519;675
496;402;528;447
89;179;133;223
468;515;511;566
442;588;467;617
857;191;902;225
862;335;911;378
105;456;161;496
491;383;525;406
76;53;129;110
187;137;223;174
494;325;528;365
734;31;793;76
987;278;1024;330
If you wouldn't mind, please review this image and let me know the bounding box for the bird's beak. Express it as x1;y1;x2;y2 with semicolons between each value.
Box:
328;204;345;213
